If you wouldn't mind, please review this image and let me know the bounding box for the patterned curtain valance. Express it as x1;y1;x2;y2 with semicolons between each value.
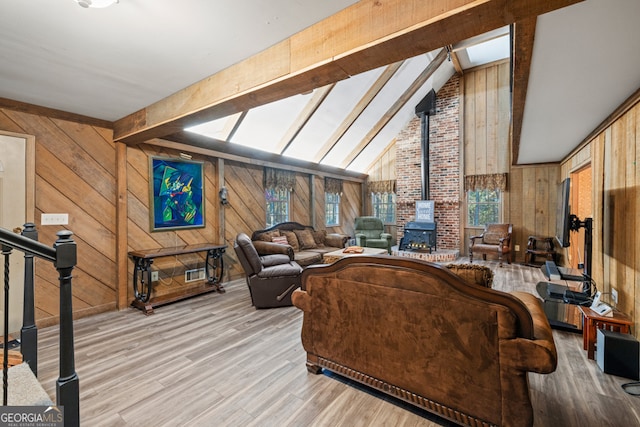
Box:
368;180;396;194
464;173;508;191
264;167;296;191
324;177;343;195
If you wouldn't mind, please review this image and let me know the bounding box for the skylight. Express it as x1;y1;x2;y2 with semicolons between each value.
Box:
185;29;511;175
466;35;510;68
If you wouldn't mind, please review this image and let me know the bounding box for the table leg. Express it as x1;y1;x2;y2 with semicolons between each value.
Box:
206;248;225;293
587;319;597;359
132;257;154;308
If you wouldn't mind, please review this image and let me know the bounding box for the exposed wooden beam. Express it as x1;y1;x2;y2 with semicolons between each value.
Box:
511;18;537;165
341;48;448;169
314;61;404;163
447;45;464;75
275;83;335;154
113;0;583;145
221;111;246;141
0;97;113;129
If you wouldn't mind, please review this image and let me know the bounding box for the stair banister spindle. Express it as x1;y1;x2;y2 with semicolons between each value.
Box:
20;223;38;376
53;230;79;427
2;244;11;406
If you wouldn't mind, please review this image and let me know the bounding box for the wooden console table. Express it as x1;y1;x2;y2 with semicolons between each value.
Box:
578;305;633;359
128;243;226;314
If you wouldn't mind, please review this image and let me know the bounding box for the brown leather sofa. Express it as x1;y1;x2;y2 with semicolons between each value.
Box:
251;222;349;267
292;256;557;427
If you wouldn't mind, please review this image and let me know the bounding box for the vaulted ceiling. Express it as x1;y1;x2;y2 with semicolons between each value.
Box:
2;0;639;175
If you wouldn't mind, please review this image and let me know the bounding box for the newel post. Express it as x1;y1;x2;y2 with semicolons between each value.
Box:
20;223;38;376
54;230;79;427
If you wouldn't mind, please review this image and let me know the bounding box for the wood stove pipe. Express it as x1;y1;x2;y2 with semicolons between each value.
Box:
415;89;436;200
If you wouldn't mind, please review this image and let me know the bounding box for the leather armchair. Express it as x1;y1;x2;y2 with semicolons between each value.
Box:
469;223;513;267
234;233;303;308
354;216;392;253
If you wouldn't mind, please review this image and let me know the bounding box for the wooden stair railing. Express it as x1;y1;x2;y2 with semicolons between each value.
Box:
0;224;79;427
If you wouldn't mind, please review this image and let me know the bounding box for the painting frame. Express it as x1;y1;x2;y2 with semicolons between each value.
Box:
149;156;205;232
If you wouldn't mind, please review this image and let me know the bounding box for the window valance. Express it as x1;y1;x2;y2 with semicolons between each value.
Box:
264;167;295;191
464;173;508;191
324;177;343;195
368;180;396;194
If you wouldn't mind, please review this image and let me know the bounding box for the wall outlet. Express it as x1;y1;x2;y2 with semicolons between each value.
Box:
151;271;159;282
41;213;69;225
515;244;520;252
611;288;618;304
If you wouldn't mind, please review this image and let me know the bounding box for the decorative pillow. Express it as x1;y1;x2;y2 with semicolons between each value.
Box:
445;263;494;288
280;230;300;251
272;236;289;245
294;229;317;249
256;230;280;242
312;230;327;247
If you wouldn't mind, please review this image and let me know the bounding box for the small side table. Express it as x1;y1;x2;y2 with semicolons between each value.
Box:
578;306;633;360
525;236;555;266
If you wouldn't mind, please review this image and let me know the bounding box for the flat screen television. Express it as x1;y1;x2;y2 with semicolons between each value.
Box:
555;178;572;248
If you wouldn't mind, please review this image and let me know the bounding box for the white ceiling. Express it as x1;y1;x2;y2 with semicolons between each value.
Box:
0;0;358;120
1;0;638;169
519;0;640;164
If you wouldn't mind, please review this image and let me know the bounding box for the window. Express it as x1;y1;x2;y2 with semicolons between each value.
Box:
325;192;340;226
265;188;289;227
467;189;501;226
371;192;396;224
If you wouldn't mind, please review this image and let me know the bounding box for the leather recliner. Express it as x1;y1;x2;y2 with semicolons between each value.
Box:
234;232;303;308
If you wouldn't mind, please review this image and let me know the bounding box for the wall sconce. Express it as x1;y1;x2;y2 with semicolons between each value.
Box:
219;187;229;205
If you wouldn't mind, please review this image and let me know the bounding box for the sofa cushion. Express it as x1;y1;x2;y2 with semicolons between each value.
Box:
313;230;327;247
294;229;318;249
294;251;323;267
280;230;300;251
257;261;303;278
272;235;289;245
256;230;280;242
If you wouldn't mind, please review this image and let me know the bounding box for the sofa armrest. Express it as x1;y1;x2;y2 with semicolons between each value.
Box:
469;234;484;245
325;233;349;248
355;233;367;246
252;240;294;259
502;291;558;374
380;232;392;241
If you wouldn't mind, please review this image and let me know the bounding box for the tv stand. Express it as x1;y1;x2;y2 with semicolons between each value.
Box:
536;281;584;333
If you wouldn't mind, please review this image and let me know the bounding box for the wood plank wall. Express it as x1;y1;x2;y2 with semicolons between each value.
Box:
561;101;639;337
462;61;560;262
125;142;220;302
0;108;117;327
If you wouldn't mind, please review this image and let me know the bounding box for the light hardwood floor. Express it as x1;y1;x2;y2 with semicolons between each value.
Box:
35;259;640;426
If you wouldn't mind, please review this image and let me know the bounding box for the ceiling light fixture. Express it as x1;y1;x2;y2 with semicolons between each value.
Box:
76;0;119;8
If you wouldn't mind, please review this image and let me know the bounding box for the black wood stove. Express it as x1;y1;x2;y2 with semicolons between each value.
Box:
399;221;437;252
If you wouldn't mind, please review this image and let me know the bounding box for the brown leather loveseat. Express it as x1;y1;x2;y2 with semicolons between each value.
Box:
292;256;557;427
